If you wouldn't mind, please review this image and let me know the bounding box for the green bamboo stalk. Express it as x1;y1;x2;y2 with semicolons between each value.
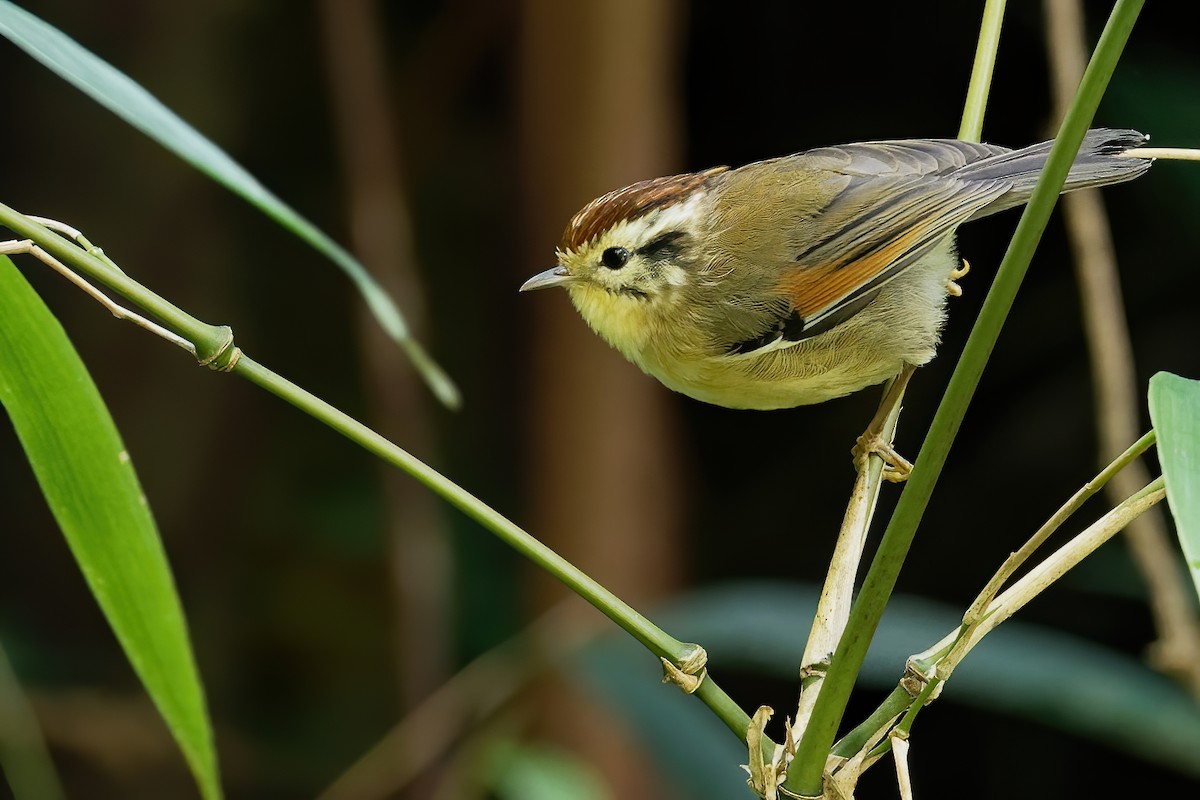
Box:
784;1;1145;793
959;0;1008;141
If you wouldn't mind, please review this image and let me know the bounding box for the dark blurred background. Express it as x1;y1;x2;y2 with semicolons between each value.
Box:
2;1;1199;798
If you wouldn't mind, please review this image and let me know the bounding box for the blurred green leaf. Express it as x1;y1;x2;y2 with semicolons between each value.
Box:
1149;372;1200;601
0;0;459;408
579;634;751;799
0;256;220;799
485;739;611;800
583;584;1200;786
0;642;65;800
1106;56;1200;148
1106;57;1200;221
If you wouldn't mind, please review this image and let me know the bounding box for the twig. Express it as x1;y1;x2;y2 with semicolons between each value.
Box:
939;479;1166;676
0;236;197;357
891;732;913;800
793;370;909;738
1119;147;1200;161
841;476;1167;768
962;430;1156;626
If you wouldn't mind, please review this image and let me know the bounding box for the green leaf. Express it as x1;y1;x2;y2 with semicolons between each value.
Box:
0;0;459;409
0;642;66;800
0;257;220;800
577;635;750;799
1149;372;1200;601
484;740;611;800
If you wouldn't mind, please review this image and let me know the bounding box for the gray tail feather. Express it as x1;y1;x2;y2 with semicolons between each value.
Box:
964;128;1150;217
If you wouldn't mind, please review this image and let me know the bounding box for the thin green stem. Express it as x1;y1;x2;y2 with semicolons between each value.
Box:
785;1;1145;794
0;205;234;364
866;678;940;761
939;476;1165;677
694;678;755;740
962;429;1156;623
854;449;1163;766
831;684;912;760
959;0;1008;141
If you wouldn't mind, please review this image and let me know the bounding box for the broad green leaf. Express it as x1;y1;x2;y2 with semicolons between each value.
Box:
1149;372;1200;601
0;0;458;408
0;256;220;800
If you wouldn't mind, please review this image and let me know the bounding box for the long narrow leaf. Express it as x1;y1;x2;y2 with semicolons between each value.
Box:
1148;372;1200;600
0;0;458;408
0;256;220;800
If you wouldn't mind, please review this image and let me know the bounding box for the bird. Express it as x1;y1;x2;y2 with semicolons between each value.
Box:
521;129;1151;411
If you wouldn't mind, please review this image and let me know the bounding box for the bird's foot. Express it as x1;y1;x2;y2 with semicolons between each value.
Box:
947;258;971;297
853;432;913;482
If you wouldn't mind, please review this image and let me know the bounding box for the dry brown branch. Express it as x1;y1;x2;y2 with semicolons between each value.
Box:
1043;0;1200;695
793;369;910;739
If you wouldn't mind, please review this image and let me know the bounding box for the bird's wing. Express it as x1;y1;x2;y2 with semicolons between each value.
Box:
716;140;1013;353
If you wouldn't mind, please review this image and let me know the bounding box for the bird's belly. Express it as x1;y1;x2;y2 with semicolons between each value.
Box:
640;250;958;408
628;240;959;409
646;344;906;409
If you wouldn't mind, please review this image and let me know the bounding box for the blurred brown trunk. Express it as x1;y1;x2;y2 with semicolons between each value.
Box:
317;0;454;770
519;0;687;796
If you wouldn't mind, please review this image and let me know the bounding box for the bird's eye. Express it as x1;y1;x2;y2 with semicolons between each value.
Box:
601;247;631;270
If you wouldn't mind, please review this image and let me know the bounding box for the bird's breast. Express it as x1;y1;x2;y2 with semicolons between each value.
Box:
567;282;665;359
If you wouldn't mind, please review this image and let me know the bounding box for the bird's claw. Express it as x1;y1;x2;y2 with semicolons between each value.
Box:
947;258;971;298
852;432;913;482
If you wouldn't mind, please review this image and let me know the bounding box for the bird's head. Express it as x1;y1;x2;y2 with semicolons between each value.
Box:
521;167;726;351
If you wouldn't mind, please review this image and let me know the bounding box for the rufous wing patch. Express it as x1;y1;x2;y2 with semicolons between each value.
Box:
779;223;932;320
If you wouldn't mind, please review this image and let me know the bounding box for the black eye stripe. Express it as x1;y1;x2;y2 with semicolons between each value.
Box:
601;247;631;269
638;231;686;260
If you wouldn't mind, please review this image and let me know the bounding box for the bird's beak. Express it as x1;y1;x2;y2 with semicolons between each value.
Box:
520;266;573;292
